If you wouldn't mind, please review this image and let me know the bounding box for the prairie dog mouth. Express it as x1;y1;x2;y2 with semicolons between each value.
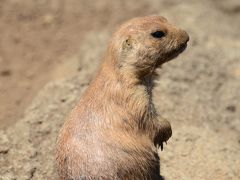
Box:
169;42;188;59
172;43;187;58
178;43;188;53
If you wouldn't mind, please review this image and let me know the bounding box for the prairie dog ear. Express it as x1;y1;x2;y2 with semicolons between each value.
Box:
122;37;134;50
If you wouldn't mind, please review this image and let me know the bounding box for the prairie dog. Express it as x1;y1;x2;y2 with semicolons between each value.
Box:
56;15;189;180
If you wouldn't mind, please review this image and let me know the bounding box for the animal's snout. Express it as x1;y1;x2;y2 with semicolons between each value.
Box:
180;30;190;44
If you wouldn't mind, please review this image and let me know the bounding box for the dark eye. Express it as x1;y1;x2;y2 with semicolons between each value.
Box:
151;31;165;38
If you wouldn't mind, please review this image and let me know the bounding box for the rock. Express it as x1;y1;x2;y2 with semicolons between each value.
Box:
160;126;240;179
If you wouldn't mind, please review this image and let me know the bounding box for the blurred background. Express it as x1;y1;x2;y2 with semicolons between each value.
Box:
0;0;239;179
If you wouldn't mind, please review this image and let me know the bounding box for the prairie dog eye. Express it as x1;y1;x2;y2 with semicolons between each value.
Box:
151;31;166;38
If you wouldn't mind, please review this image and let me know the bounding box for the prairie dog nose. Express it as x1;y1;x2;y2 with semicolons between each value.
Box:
180;30;190;44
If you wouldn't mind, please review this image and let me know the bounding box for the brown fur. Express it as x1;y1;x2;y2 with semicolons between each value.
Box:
56;15;189;180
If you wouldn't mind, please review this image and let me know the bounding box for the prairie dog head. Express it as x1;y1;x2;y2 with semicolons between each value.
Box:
108;15;189;77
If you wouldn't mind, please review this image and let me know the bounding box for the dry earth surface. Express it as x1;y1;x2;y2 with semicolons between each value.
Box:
0;0;240;179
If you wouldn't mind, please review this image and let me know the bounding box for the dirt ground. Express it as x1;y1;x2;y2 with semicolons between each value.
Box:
0;0;240;179
0;0;119;128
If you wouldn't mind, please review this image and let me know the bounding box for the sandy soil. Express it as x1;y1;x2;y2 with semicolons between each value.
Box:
0;0;240;179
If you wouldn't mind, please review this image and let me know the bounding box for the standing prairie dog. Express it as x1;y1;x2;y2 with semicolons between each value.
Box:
56;15;189;180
